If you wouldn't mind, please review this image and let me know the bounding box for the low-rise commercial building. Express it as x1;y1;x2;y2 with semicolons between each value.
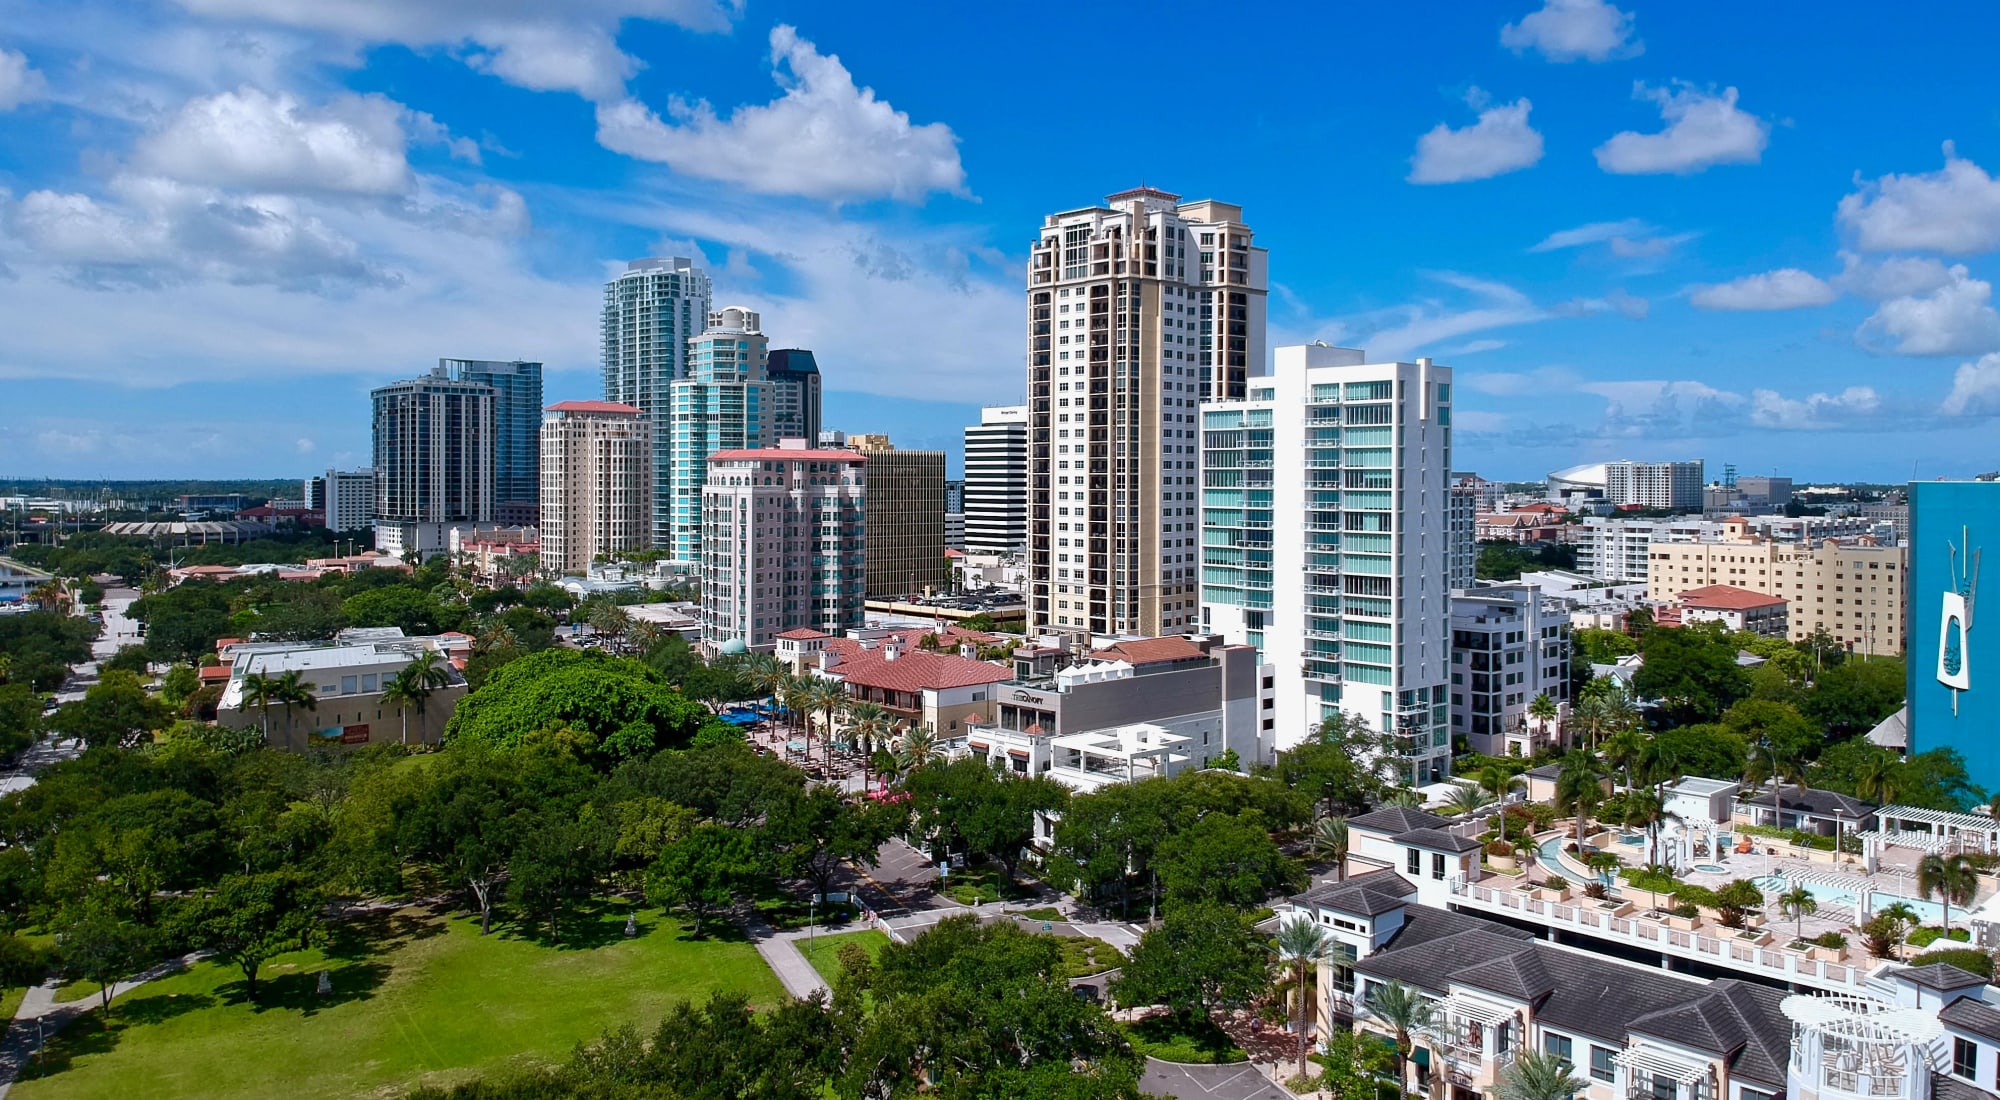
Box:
1676;584;1789;637
216;634;467;750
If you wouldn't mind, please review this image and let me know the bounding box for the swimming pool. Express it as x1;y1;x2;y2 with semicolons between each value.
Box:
1693;864;1727;873
1753;877;1971;925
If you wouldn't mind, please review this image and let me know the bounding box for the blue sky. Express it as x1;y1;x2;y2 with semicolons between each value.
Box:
3;0;1999;483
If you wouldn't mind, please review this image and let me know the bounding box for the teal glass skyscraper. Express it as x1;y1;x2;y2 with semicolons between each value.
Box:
602;257;715;548
440;359;542;521
669;306;771;563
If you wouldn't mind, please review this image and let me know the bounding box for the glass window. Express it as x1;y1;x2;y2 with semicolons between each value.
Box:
1432;853;1445;880
341;675;358;694
1652;1075;1677;1100
1544;1034;1573;1066
1407;848;1422;875
1957;1038;1978;1079
1589;1046;1615;1083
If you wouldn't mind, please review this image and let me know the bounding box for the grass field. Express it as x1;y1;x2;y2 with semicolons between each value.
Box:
799;929;890;987
12;899;784;1100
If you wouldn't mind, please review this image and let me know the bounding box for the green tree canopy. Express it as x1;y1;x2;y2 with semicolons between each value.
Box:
1632;625;1750;725
445;649;709;764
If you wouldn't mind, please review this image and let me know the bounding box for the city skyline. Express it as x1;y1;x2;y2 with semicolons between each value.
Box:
5;1;2000;480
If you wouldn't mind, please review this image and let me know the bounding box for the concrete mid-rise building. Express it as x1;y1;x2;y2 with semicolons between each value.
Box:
1450;582;1570;758
848;437;947;598
1737;475;1793;508
764;348;822;448
699;442;867;654
602;257;715;548
669;305;771;563
538;401;653;575
1580;513;1887;583
1199;344;1454;780
964;404;1028;555
1027;186;1268;639
1605;459;1705;510
370;366;494;560
440;358;542;520
1647;529;1906;655
305;468;376;534
1449;475;1479;593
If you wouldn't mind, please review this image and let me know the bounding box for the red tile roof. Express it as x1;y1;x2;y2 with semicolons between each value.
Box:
776;628;831;640
829;648;1013;694
707;449;866;464
1094;636;1207;666
1679;585;1787;611
545;400;643;415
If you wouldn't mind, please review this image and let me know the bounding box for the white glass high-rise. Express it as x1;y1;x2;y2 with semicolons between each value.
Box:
602;257;714;548
1199;344;1455;784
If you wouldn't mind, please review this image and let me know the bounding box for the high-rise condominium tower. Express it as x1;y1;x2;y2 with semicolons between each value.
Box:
1199;345;1455;782
964;405;1028;554
602;257;715;548
669;306;771;563
539;401;653;574
440;359;542;518
1026;187;1267;637
700;443;867;653
371;366;495;560
765;349;823;446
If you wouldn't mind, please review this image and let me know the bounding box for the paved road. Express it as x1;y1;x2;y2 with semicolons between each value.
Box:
834;838;940;917
1139;1058;1294;1100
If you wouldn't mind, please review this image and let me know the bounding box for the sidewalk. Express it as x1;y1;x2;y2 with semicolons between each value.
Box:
741;915;832;1000
0;952;202;1099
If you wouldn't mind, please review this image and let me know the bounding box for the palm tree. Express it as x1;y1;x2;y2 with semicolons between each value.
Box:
26;580;69;614
242;671;279;741
272;669;318;738
1917;853;1980;936
380;668;421;747
1498;1049;1589;1100
1854;753;1901;805
808;678;848;772
1478;767;1525;842
1602;728;1646;792
1379;788;1425;809
1443;782;1495;818
1526;692;1560;745
1312;816;1351;880
1364;979;1435;1098
1743;736;1806;834
846;701;891;791
779;675;816;761
1779;885;1818;943
393;650;453;746
897;725;938;771
1555;751;1605;843
1272;917;1335;1079
1622;787;1674;868
586;601;632;650
743;653;787;702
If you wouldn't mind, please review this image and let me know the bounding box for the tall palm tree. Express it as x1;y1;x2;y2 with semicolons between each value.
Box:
394;650;453;746
1555;751;1606;843
1272;917;1335;1080
1602;728;1646;792
809;678;848;771
272;670;318;739
847;701;891;791
1854;754;1901;805
1443;782;1495;818
743;653;786;702
1478;767;1525;843
380;668;420;747
1779;885;1818;943
26;580;70;615
1312;816;1351;880
779;675;816;761
1364;979;1435;1099
1526;692;1560;744
1917;853;1980;936
1497;1049;1589;1100
242;671;279;741
1743;736;1806;833
897;725;938;771
1622;788;1675;868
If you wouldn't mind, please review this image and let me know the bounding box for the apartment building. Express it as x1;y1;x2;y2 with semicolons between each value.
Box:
1026;186;1268;639
1199;344;1454;780
538;401;653;574
1450;583;1571;757
765;348;822;447
305;468;375;534
669;305;771;563
602;257;715;547
370;367;494;560
1677;584;1789;637
1647;535;1906;655
440;359;542;520
1606;460;1706;510
965;404;1028;554
1579;514;1886;583
698;443;866;653
849;438;948;598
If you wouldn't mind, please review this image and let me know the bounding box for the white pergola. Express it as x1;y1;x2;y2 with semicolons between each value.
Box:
1869;806;2000;855
1781;993;1947;1100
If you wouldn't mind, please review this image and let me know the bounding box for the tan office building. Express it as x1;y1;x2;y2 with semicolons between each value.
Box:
539;401;654;574
1026;186;1268;637
1646;526;1905;655
848;438;947;598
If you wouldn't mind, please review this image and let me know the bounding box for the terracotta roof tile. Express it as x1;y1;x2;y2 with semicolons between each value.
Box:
828;648;1013;694
1679;585;1787;610
1093;636;1206;666
544;400;643;414
776;628;831;641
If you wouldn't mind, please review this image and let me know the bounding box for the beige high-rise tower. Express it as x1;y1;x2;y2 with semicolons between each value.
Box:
1026;186;1267;637
539;401;654;574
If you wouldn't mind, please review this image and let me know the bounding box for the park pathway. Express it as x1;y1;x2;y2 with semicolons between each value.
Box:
741;915;831;1001
0;952;203;1099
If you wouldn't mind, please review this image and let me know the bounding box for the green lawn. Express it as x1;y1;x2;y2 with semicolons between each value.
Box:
13;900;785;1100
799;930;889;987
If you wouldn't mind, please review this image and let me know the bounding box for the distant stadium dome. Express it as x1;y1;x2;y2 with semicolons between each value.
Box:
1547;463;1608;494
100;520;273;544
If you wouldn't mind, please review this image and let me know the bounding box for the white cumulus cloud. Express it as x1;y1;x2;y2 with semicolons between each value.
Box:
1833;251;1955;299
1595;83;1769;175
1837;143;2000;256
0;47;47;110
1750;386;1879;429
1500;0;1642;62
1856;264;2000;356
172;0;738;100
134;88;423;195
1582;378;1745;437
596;25;967;203
1942;353;2000;416
1409;90;1543;184
1689;268;1837;311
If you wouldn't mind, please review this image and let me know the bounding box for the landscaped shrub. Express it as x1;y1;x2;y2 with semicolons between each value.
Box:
1674;884;1720;909
1811;931;1849;949
1669;902;1700;919
1909;948;1994;979
1485;840;1515;858
1542;875;1568;891
1621;866;1678;893
1908;927;1972;948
